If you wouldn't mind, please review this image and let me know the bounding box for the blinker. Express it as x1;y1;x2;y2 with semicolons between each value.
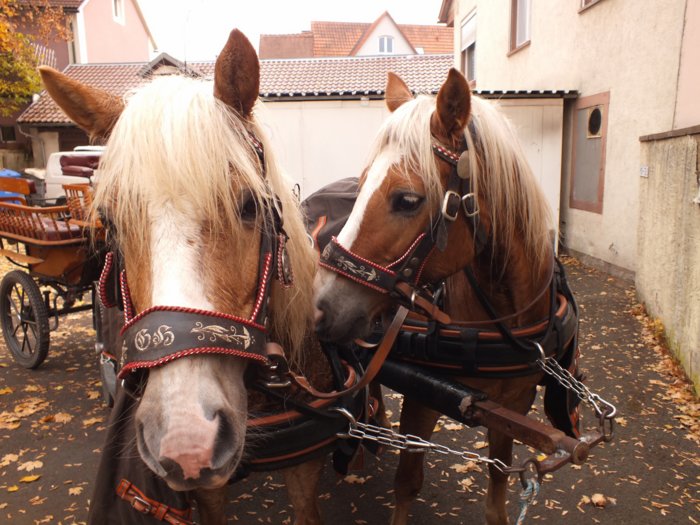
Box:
457;151;470;180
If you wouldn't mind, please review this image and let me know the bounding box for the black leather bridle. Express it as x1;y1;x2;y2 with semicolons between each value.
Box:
98;134;294;392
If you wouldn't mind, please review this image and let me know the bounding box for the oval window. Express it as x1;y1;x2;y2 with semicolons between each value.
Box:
588;107;602;137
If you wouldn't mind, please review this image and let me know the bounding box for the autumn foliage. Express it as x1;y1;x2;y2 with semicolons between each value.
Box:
0;0;70;116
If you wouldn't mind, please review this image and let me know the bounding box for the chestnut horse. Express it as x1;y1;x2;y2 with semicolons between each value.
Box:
315;69;555;524
41;31;331;525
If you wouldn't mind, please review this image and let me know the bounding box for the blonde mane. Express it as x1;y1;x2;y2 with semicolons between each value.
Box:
92;74;316;358
368;94;553;273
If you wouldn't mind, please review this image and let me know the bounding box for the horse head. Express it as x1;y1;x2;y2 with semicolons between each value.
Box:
41;29;315;492
315;68;553;344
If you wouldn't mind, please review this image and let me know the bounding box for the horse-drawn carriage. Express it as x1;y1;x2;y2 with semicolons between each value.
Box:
24;29;617;525
0;177;104;368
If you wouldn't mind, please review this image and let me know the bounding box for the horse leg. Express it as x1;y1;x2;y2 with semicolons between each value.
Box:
283;456;325;525
193;486;227;525
484;430;513;525
390;396;440;525
484;386;538;525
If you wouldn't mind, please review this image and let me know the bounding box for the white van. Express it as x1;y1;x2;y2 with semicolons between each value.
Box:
25;146;104;203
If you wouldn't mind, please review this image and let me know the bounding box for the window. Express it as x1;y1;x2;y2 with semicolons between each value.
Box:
570;92;610;213
0;126;16;142
460;13;476;82
510;0;531;52
379;35;393;54
112;0;124;24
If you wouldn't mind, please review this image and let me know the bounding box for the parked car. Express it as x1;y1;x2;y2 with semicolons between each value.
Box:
24;146;104;203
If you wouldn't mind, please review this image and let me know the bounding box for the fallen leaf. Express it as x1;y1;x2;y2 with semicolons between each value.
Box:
68;486;83;496
54;412;73;424
0;387;12;395
20;474;41;483
18;460;43;472
7;485;19;492
82;417;104;428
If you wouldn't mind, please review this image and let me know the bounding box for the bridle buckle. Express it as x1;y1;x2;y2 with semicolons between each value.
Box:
442;190;461;222
462;193;479;217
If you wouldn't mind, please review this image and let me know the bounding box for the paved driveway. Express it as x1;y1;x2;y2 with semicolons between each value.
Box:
0;258;698;524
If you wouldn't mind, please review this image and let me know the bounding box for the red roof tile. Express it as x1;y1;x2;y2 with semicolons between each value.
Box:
18;0;84;10
18;54;453;125
260;15;453;58
259;32;314;59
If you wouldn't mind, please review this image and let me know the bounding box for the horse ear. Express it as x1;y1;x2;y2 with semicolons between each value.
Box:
214;29;260;118
39;66;123;142
386;72;413;112
434;68;471;138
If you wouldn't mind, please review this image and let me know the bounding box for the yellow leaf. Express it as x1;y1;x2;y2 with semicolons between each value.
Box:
18;460;43;472
86;390;101;400
82;417;104;427
68;486;83;496
1;453;19;467
7;485;19;492
0;387;12;395
19;474;41;483
54;412;73;424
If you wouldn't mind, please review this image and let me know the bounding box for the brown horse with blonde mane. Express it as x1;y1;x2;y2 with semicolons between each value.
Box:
40;30;339;525
315;69;563;524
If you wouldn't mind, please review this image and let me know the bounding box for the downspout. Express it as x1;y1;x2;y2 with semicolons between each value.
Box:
16;122;46;169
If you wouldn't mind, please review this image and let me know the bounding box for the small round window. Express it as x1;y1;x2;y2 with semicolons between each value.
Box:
588;107;602;137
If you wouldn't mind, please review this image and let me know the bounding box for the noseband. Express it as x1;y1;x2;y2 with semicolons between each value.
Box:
319;128;488;320
99;134;294;390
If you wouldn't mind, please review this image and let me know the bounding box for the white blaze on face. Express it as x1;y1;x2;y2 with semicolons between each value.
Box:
337;146;400;248
150;203;213;309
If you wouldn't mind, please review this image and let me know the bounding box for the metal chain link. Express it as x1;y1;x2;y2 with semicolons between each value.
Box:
533;343;617;419
333;408;515;474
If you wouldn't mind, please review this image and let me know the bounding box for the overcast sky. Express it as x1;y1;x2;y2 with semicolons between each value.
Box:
138;0;445;61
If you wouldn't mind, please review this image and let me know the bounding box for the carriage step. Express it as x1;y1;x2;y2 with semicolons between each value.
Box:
0;249;44;265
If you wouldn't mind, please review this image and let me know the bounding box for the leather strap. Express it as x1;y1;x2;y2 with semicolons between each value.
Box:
116;479;193;525
290;306;409;400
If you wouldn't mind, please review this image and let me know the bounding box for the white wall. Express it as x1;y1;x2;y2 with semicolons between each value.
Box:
259;99;389;198
261;97;564;234
354;17;414;56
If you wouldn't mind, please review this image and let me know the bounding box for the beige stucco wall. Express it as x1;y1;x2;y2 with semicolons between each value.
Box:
354;17;415;56
637;134;700;389
674;0;700;129
452;0;687;273
81;0;150;62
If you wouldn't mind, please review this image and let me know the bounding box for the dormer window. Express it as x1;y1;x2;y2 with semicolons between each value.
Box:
379;35;394;54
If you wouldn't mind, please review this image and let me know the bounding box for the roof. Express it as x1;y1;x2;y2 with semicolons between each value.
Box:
259;13;453;58
18;0;83;11
18;55;578;126
437;0;455;26
259;54;452;97
18;54;454;125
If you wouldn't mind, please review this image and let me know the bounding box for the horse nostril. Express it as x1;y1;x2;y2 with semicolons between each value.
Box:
211;410;236;470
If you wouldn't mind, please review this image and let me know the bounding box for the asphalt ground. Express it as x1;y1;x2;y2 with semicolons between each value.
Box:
0;256;698;524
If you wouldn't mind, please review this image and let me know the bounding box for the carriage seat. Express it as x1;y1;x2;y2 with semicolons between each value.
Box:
60;155;100;178
35;217;82;241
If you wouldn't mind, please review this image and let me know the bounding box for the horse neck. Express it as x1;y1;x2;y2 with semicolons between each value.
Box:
444;234;553;327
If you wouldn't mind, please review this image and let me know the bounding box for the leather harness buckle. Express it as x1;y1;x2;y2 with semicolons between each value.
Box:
461;193;479;217
131;495;153;514
442;190;461;221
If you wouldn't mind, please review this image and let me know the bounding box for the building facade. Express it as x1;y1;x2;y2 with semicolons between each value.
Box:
442;0;699;275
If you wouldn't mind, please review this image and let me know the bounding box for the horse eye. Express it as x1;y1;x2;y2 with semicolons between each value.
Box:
240;192;257;222
391;193;425;214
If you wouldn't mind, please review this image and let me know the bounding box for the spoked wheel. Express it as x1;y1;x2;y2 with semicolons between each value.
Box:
0;271;50;368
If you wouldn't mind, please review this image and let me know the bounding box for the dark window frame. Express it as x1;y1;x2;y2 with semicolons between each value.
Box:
569;92;610;214
0;126;17;143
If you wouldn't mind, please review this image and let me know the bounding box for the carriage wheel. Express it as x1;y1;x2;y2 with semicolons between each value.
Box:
0;271;50;369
